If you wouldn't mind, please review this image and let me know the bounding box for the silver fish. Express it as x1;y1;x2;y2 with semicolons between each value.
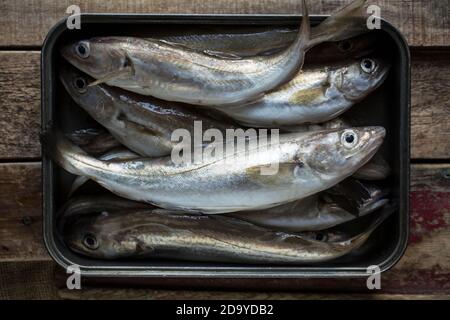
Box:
60;64;234;157
159;27;300;59
66;128;123;155
157;0;370;58
62;208;382;264
67;117;390;197
215;57;390;127
68;148;138;197
67;147;388;196
60;0;311;107
44;126;385;214
228;185;388;232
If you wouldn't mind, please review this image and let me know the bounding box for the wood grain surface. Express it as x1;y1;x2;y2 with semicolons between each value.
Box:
411;50;450;159
57;289;450;300
0;49;449;160
0;52;41;160
0;0;449;300
0;0;448;47
0;163;48;262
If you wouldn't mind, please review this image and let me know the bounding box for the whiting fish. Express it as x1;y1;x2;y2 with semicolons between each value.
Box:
44;126;385;214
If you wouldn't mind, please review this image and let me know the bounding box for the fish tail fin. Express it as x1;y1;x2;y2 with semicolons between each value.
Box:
41;127;96;176
297;0;311;51
309;0;369;47
68;176;90;198
349;201;397;245
358;198;389;216
364;201;396;233
280;0;310;74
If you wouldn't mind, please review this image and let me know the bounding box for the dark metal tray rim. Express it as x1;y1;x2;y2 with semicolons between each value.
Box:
41;13;410;278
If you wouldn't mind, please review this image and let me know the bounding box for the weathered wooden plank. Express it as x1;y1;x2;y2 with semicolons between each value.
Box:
411;50;450;159
1;49;449;160
0;163;449;295
0;52;41;159
0;0;448;47
0;261;59;299
0;163;49;262
1;259;448;299
58;288;450;300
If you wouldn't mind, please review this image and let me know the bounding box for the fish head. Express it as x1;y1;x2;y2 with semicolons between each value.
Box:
331;57;390;100
63;212;135;259
301;127;386;180
60;38;132;80
59;64;117;121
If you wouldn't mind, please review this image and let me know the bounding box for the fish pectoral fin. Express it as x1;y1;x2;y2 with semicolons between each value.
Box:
116;113;164;138
88;68;132;87
246;162;298;185
68;176;90;198
130;236;154;255
88;52;135;87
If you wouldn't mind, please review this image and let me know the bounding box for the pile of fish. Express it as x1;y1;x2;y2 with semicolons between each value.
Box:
45;0;395;264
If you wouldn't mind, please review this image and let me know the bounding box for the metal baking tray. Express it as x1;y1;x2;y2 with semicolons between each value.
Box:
41;14;410;278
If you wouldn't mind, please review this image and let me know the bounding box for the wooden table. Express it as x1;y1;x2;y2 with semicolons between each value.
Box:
0;0;449;299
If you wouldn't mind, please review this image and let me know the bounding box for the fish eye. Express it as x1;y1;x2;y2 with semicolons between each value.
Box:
338;40;353;52
73;77;87;93
83;233;99;250
361;58;377;74
341;129;359;149
315;233;328;242
75;42;90;58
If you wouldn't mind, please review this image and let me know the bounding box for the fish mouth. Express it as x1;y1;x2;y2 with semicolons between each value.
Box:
372;61;391;88
360;127;386;164
60;42;78;66
370;126;386;141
